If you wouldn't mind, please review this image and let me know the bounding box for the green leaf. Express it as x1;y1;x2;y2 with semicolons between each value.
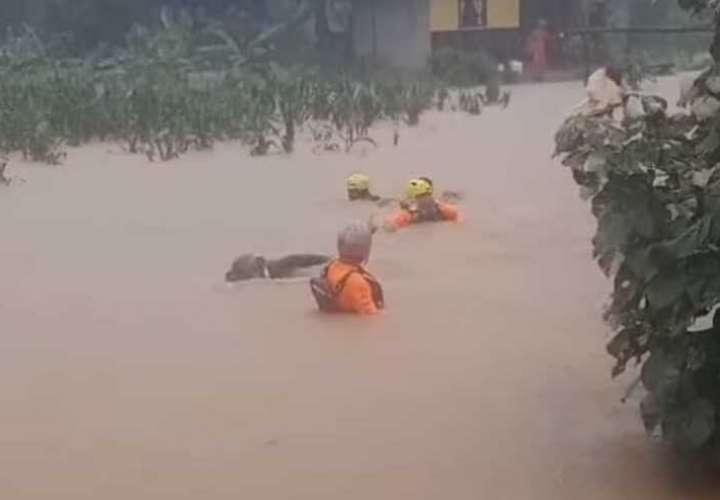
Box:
595;213;631;256
645;269;688;311
651;216;713;263
666;398;715;450
640;392;662;434
692;167;717;188
624;247;659;281
641;351;681;399
607;328;633;359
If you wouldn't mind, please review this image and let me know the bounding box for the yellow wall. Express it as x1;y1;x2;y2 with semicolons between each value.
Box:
430;0;519;32
430;0;458;32
487;0;519;29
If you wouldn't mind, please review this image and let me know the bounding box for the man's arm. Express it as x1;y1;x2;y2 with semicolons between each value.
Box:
384;210;412;231
439;203;461;222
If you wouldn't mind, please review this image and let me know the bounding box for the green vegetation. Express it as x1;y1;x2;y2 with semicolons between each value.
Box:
554;0;720;452
429;47;499;88
0;14;450;164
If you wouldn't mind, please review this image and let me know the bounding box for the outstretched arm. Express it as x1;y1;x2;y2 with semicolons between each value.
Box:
439;203;461;222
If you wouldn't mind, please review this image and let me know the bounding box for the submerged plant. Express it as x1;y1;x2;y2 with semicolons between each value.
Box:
0;159;9;185
459;91;483;115
401;81;434;126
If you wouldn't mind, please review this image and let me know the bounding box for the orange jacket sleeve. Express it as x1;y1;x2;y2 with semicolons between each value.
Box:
343;274;380;315
439;203;461;222
385;210;413;230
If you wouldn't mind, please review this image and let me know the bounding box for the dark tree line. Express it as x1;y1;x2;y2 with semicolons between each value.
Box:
0;0;279;52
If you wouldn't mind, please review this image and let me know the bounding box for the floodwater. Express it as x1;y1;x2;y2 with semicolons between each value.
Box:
2;78;719;499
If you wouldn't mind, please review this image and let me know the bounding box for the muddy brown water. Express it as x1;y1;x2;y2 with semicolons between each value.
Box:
2;78;719;499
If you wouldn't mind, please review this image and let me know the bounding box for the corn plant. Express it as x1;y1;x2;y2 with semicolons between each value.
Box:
267;65;314;153
459;91;484;116
0;63;67;163
0;14;448;163
242;77;280;156
325;77;383;151
0;159;9;185
400;81;434;126
436;87;450;111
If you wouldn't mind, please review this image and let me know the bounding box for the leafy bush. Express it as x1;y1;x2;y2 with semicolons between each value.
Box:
554;82;720;451
552;0;720;453
429;47;498;87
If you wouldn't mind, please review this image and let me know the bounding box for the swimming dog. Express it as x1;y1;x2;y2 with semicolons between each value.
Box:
225;254;332;282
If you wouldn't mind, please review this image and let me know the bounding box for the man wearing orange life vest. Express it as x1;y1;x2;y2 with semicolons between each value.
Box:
384;178;461;230
310;222;384;315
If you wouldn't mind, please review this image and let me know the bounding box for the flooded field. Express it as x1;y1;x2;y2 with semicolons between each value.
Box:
2;78;718;499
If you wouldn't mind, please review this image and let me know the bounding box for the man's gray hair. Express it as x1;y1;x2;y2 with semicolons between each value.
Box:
337;222;373;264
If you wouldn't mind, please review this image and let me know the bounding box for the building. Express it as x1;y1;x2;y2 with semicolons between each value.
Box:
352;0;587;69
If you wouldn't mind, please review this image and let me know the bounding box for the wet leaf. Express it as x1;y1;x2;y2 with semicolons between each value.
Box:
666;399;716;450
607;328;633;359
641;392;662;434
697;126;720;155
692;167;717;187
624;247;659;281
641;351;681;397
646;270;688;311
652;216;713;262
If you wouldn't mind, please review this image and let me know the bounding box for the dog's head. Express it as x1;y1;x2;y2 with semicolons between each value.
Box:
225;254;267;282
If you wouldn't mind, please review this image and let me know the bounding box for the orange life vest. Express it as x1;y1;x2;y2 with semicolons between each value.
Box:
310;261;384;314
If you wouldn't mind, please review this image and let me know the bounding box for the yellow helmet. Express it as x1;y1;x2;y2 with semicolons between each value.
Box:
405;178;433;200
347;173;370;192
